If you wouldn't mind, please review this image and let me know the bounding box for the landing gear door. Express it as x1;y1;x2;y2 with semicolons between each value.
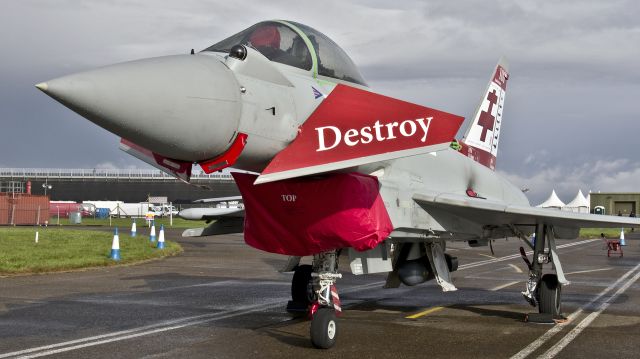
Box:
348;241;393;275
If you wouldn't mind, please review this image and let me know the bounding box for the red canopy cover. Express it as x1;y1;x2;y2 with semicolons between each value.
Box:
232;172;393;256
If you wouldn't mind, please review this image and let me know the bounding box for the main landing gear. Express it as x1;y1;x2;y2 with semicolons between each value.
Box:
286;250;342;349
520;224;568;319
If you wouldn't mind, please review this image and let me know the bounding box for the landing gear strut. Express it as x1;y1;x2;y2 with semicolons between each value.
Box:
521;224;566;318
287;251;342;348
309;251;342;349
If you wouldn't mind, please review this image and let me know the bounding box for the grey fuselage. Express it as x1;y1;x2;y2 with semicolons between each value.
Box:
37;23;529;242
213;48;531;242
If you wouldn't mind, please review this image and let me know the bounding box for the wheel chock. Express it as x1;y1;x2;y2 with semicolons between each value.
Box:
525;313;555;324
525;313;568;324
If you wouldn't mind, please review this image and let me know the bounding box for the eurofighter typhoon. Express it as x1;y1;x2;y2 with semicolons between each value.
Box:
37;20;640;348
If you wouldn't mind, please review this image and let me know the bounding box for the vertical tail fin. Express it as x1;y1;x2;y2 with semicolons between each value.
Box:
459;57;509;171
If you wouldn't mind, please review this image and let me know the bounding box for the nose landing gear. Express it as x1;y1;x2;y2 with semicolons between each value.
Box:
287;250;343;349
309;276;342;348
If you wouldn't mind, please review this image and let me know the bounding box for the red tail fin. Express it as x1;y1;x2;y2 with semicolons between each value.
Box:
459;57;509;170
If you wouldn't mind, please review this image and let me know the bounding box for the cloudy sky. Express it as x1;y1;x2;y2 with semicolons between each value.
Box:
1;0;638;204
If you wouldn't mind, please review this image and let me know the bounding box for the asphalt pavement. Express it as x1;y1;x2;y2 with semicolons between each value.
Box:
1;228;639;358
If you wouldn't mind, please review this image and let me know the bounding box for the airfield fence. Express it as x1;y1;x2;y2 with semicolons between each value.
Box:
0;194;49;225
0;168;235;181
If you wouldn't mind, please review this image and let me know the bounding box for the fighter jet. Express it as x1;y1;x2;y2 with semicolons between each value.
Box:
178;196;245;237
37;20;640;349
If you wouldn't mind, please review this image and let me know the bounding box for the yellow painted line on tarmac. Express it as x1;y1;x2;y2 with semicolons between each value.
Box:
405;306;444;319
478;253;496;259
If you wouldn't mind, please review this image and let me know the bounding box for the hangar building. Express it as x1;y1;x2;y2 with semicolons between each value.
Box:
590;192;639;216
0;168;240;204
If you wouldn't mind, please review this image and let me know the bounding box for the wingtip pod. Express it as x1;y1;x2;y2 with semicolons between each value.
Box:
255;84;464;184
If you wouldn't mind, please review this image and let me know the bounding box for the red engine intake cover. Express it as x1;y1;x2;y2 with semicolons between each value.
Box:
232;172;393;256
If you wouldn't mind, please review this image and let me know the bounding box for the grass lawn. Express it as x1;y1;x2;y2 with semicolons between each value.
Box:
47;216;207;229
0;227;182;275
579;227;631;239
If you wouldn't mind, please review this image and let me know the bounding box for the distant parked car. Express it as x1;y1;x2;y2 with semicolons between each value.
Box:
79;203;96;217
149;205;178;217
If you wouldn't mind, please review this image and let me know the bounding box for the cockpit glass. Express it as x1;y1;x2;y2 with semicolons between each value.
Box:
289;22;367;86
204;22;312;71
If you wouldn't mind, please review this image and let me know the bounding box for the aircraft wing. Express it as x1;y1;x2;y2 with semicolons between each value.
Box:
178;207;245;221
193;196;243;204
180;207;245;237
413;191;640;237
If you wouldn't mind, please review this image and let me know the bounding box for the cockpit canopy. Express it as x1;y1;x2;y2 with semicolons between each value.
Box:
204;21;367;86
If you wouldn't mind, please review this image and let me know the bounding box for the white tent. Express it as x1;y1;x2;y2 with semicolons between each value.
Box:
536;190;565;209
564;189;590;213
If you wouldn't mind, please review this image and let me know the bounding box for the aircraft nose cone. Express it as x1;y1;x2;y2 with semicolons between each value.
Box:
37;55;242;161
35;82;49;91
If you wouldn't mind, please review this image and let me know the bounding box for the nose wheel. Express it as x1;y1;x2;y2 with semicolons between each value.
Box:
310;307;338;349
308;280;342;349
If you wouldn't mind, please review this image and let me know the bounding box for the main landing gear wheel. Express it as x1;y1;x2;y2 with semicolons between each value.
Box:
291;264;312;303
310;307;337;349
287;265;313;316
538;274;562;316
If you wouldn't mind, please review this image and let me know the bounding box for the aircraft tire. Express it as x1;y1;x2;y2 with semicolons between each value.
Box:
291;264;313;304
538;274;562;316
310;307;337;349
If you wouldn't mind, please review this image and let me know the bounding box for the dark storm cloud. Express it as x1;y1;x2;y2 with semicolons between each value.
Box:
1;0;638;204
